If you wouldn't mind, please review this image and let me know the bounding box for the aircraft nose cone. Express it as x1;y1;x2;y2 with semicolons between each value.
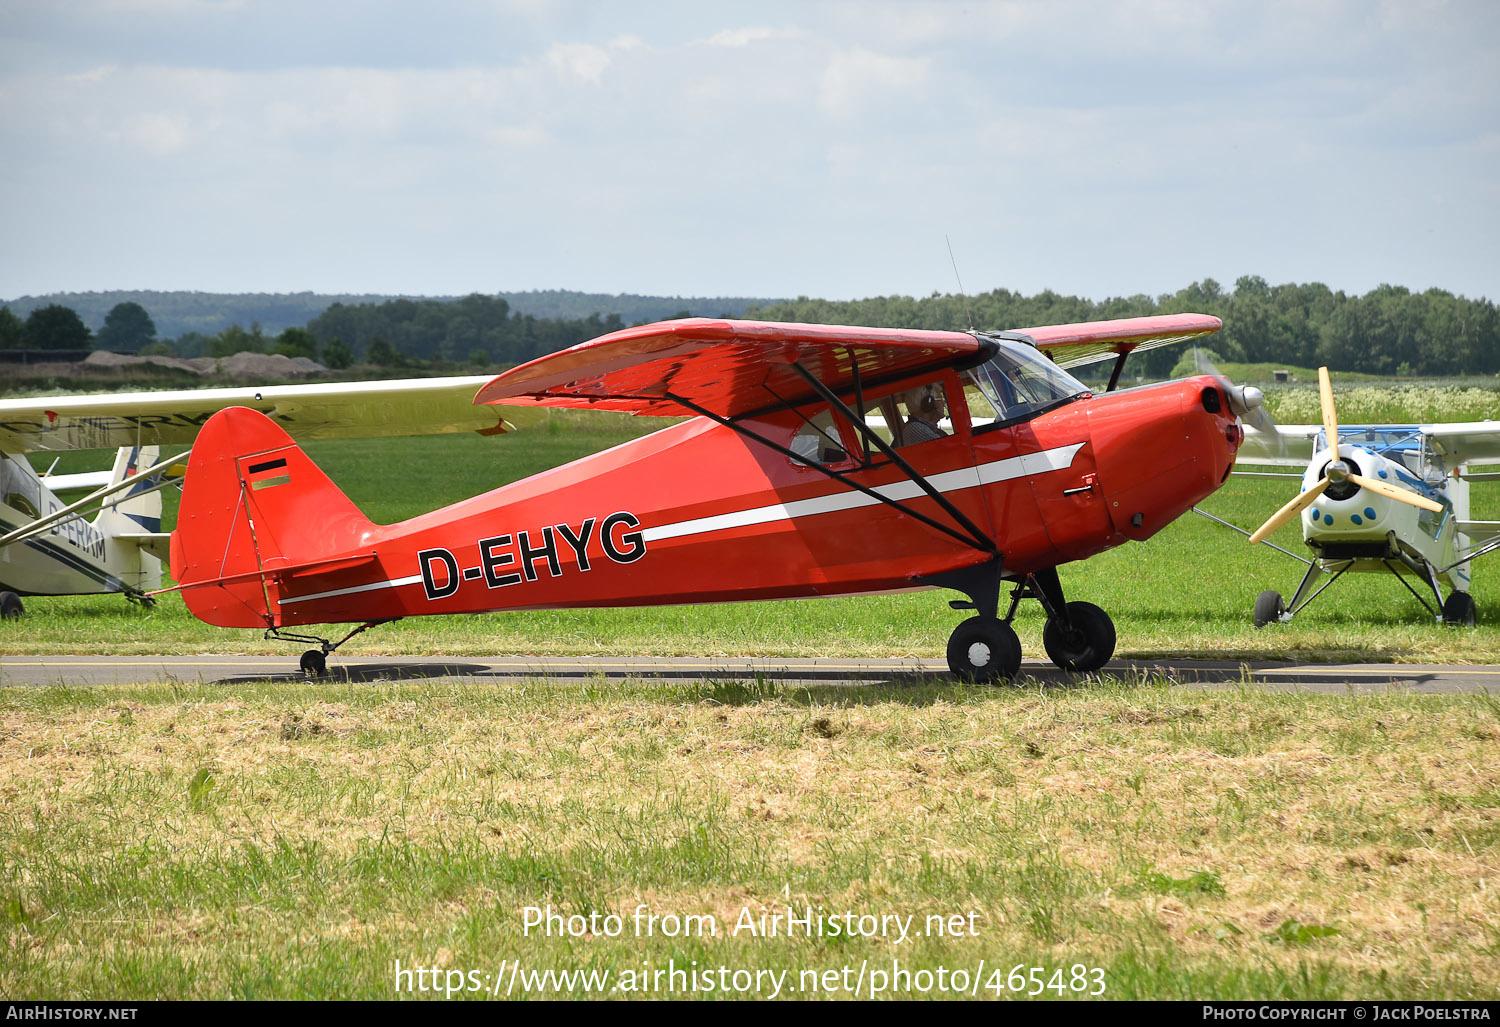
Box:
1228;385;1264;415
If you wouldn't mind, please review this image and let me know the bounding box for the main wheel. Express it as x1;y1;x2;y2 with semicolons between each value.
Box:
1253;590;1286;628
1041;601;1116;672
0;592;22;620
946;616;1022;684
300;650;328;678
1443;591;1477;627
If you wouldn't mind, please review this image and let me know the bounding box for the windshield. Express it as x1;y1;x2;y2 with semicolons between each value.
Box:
965;337;1090;427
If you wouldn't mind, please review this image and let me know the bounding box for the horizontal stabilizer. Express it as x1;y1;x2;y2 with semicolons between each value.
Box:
113;531;172;563
155;551;378;595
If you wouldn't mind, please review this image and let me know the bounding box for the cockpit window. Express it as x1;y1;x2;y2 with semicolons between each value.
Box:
965;337;1090;428
789;408;850;466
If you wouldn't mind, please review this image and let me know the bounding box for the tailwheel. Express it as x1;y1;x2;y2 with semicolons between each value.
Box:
299;650;328;678
946;616;1022;684
1041;601;1116;672
0;591;22;620
1253;590;1286;628
1443;591;1477;627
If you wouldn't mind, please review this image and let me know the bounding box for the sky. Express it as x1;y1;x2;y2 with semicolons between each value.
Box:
1;0;1496;303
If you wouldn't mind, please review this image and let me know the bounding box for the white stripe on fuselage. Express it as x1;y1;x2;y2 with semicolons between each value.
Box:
275;443;1086;607
640;443;1083;543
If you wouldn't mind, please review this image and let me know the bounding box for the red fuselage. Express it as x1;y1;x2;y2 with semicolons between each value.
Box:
172;375;1241;629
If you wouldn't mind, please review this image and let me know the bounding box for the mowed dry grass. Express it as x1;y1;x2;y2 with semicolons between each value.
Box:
2;679;1498;998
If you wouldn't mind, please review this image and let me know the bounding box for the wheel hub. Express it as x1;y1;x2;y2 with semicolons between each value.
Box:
967;642;992;667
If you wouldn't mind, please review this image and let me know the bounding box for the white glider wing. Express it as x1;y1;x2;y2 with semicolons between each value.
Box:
1420;421;1500;466
1238;424;1321;467
0;376;523;453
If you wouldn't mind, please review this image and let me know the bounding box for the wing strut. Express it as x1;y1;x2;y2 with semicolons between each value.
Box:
786;362;998;554
1105;351;1128;392
663;390;996;555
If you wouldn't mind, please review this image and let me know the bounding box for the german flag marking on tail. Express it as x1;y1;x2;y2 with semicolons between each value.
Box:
245;456;291;490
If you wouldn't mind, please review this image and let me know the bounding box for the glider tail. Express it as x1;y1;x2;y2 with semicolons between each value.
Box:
170;406;378;628
92;445;165;593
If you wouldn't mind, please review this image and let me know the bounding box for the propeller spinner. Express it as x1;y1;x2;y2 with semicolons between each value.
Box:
1194;349;1276;435
1248;366;1441;545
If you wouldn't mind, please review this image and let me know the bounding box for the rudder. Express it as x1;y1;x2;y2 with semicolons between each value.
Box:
171;407;376;627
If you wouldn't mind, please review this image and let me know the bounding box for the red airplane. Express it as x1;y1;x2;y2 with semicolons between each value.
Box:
167;314;1254;681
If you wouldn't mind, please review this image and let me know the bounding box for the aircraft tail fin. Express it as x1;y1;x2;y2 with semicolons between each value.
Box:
170;407;378;628
92;446;165;592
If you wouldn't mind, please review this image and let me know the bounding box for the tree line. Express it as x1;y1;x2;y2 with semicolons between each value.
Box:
3;277;1497;379
0;289;772;340
748;276;1500;378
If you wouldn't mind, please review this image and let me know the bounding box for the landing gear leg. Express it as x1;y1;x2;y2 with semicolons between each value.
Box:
922;557;1023;684
1027;567;1116;672
266;619;399;679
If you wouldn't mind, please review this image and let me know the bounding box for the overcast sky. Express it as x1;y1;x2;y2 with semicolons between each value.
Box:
1;0;1496;303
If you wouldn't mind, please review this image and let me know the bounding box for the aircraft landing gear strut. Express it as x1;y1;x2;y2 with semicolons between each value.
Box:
927;561;1115;683
1006;567;1116;673
265;619;400;678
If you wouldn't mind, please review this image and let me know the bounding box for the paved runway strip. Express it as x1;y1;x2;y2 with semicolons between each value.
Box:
2;654;1497;692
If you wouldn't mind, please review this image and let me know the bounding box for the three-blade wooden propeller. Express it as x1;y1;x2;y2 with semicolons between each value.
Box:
1248;367;1442;545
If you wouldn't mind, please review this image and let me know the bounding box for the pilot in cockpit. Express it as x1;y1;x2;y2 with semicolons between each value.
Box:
900;383;949;445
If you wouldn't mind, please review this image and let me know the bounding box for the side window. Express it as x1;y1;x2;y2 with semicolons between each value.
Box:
4;492;39;519
893;382;954;448
789;409;850;467
961;372;1002;429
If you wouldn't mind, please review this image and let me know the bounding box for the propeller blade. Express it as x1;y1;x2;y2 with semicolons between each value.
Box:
1318;366;1339;462
1250;478;1330;545
1345;473;1444;513
1194;351;1279;443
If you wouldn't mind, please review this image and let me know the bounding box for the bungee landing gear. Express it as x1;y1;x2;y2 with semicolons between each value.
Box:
931;561;1116;684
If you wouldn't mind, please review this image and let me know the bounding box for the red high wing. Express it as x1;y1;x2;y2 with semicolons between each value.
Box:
1025;313;1224;369
473;314;1222;418
474;318;981;418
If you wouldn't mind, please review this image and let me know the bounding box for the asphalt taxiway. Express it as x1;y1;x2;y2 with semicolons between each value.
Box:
2;654;1497;692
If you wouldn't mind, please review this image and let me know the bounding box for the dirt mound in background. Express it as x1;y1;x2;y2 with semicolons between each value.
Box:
83;350;327;378
213;352;326;378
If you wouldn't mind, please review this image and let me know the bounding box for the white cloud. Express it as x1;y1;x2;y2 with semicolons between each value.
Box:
64;65;117;84
126;111;191;154
547;43;612;84
700;26;801;47
0;1;1496;300
818;47;927;115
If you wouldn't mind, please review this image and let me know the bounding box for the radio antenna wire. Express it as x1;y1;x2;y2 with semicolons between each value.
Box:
946;235;976;333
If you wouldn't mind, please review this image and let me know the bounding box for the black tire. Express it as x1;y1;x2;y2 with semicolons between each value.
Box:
1041;601;1116;672
1443;591;1477;627
300;650;328;678
946;616;1022;684
0;592;22;621
1254;590;1286;628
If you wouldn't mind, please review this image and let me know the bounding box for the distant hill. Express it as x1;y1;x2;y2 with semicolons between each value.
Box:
0;289;784;340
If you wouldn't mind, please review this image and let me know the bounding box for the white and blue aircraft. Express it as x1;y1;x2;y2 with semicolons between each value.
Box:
1230;368;1500;627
